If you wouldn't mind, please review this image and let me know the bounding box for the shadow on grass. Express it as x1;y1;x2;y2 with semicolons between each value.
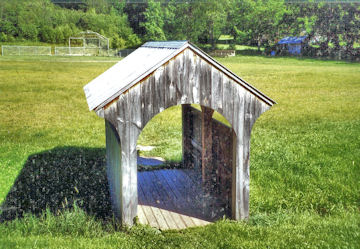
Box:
0;146;113;222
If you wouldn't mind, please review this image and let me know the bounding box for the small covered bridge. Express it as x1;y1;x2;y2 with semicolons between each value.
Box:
84;41;275;228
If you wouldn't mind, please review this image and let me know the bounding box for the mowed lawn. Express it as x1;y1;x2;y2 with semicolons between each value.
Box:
0;55;359;248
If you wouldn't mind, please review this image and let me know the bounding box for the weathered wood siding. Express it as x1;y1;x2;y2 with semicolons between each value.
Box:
103;47;270;225
212;118;233;214
182;105;233;215
182;106;202;171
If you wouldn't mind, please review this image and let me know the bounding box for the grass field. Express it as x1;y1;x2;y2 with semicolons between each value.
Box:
0;55;359;248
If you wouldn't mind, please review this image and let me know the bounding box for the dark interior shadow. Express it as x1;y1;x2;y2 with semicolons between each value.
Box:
0;147;112;222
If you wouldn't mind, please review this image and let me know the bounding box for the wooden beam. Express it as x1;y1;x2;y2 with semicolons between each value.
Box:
182;104;192;169
201;106;214;186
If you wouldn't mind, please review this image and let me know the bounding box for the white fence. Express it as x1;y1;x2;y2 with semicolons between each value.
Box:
54;47;118;56
0;45;131;57
1;45;52;56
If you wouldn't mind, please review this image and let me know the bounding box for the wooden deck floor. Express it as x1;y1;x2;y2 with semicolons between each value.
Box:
137;169;227;230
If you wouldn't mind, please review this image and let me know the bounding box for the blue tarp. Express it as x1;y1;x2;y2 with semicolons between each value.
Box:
277;36;307;45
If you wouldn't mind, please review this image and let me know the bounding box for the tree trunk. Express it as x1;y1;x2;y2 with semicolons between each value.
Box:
257;37;261;51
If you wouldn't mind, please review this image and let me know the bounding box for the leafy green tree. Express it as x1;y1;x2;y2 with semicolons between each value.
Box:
286;2;360;57
162;0;227;47
140;0;166;41
229;0;287;50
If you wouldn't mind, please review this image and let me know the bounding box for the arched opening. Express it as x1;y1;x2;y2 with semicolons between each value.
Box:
136;104;234;229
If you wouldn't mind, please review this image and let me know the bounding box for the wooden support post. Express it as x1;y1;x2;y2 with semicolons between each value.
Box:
105;120;122;219
182;104;192;169
231;92;258;221
200;106;214;186
231;127;251;220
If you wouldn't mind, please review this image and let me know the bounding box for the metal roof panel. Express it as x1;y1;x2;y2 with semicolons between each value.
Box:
142;40;188;49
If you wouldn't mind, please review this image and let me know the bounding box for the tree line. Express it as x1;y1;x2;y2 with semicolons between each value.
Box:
0;0;359;57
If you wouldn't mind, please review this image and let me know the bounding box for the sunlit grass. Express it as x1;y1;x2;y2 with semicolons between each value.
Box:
0;55;359;248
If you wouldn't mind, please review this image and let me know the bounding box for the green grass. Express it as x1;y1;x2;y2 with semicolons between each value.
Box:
0;55;360;248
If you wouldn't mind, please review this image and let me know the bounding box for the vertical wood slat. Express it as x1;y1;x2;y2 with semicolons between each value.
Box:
185;49;193;104
199;60;212;107
165;62;177;108
211;70;223;113
178;51;187;104
153;69;162;115
222;77;234;127
192;52;200;104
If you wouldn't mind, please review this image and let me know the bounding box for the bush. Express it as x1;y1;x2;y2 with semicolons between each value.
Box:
125;34;141;48
111;35;126;49
39;26;56;43
54;26;65;44
19;24;38;41
0;32;7;42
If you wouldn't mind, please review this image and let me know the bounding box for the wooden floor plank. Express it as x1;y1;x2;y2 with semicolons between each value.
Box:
162;170;197;227
150;206;169;230
152;170;190;229
137;204;148;225
138;174;160;228
137;169;220;229
140;171;170;230
151;170;186;211
177;169;226;221
159;170;198;219
191;216;211;227
148;171;181;229
168;169;204;216
158;208;179;230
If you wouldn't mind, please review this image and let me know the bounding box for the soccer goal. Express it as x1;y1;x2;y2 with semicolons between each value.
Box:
55;30;109;56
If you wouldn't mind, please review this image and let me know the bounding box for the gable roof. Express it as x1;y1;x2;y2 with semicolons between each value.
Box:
84;41;275;111
278;36;307;45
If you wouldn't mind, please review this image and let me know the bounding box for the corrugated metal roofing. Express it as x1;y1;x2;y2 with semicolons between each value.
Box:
84;41;275;111
142;40;187;49
277;36;307;44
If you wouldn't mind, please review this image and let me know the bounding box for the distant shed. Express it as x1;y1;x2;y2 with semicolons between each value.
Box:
277;36;308;55
83;41;275;227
